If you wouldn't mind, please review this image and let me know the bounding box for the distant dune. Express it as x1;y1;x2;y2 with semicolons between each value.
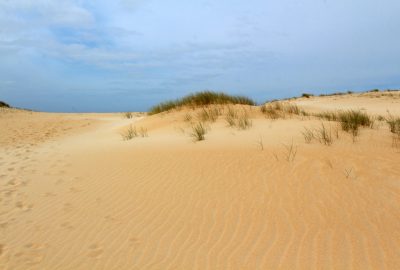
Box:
1;90;400;269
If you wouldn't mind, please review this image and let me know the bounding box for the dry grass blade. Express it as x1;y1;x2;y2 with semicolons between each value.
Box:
283;140;298;162
316;123;333;146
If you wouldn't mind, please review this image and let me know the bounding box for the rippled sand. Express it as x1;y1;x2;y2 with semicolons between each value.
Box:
1;91;399;269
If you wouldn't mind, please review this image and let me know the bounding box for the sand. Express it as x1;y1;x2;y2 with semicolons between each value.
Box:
1;92;400;269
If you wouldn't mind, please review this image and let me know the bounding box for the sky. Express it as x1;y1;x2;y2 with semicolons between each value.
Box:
0;0;399;112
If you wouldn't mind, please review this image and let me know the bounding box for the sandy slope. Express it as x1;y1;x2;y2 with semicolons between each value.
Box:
1;93;400;269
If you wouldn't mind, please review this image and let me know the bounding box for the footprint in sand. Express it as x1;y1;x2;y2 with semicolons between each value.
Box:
60;222;75;230
69;187;81;193
62;203;73;212
14;243;46;266
129;237;141;246
87;244;103;258
16;201;34;212
43;192;56;197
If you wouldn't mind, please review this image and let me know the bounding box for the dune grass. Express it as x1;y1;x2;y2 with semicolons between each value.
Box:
386;115;400;134
302;93;314;98
260;104;281;119
338;110;372;137
237;112;252;130
149;91;255;115
314;111;338;121
198;107;220;122
124;112;133;119
260;101;305;119
191;122;207;141
0;101;10;108
121;125;148;140
121;125;138;140
225;107;238;126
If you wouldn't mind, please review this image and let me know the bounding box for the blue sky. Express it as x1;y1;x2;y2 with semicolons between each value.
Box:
0;0;399;112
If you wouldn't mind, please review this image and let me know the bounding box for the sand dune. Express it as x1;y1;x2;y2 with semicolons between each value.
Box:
1;93;400;269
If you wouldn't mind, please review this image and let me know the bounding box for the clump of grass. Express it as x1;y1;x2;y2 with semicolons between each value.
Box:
237;113;252;130
226;107;238;126
260;101;302;119
386;115;400;134
124;112;133;119
121;125;148;140
285;104;300;115
198;107;220;122
338;110;372;137
260;104;281;119
302;93;313;98
302;124;334;145
191;122;207;141
316;123;333;145
149;91;256;115
0;101;10;108
121;125;138;140
314;111;338;121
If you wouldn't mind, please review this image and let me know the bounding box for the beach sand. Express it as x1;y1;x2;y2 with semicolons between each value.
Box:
1;91;400;269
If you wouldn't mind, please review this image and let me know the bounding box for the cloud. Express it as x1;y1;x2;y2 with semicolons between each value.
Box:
0;0;399;112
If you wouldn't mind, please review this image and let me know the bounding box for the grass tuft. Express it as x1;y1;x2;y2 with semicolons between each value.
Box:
316;123;333;145
149;91;255;115
121;125;137;140
237;112;252;130
338;110;372;137
260;104;281;119
386;115;400;134
121;125;148;140
191;122;207;141
302;93;314;98
124;112;133;119
0;101;10;108
225;107;238;126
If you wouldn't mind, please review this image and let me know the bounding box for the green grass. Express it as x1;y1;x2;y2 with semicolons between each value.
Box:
191;122;207;141
386;115;400;134
225;106;238;126
314;111;338;121
198;107;220;122
316;123;333;146
301;93;313;98
260;104;281;119
0;101;10;108
148;91;255;115
338;110;372;137
121;125;138;140
237;113;252;130
121;125;148;140
124;112;133;119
